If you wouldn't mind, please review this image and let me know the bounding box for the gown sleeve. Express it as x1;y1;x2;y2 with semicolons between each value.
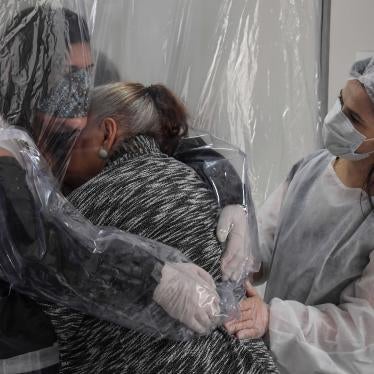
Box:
268;249;374;374
256;181;289;283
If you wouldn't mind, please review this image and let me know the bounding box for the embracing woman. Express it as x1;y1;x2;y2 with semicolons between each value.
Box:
45;82;278;374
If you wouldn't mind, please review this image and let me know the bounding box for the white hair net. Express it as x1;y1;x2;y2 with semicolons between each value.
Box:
350;57;374;103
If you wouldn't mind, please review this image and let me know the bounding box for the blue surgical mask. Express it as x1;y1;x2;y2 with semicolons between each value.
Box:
322;99;373;161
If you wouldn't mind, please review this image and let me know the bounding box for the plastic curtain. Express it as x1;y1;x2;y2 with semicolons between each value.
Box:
83;0;323;206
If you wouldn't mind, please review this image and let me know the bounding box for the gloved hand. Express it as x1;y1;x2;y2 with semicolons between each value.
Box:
153;262;220;334
217;205;255;281
224;280;269;339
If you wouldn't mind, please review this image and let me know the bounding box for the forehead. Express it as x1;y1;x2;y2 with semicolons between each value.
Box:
68;42;93;68
343;80;374;116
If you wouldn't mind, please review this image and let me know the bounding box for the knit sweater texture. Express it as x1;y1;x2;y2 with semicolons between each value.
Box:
44;135;278;374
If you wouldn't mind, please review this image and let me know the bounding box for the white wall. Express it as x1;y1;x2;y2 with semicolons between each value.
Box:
329;0;374;107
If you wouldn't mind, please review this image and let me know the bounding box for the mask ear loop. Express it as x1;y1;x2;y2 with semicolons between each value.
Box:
338;92;372;156
355;137;374;156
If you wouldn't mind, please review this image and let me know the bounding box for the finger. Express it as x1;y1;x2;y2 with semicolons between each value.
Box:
224;316;254;334
221;262;239;282
221;249;236;271
226;258;247;282
209;297;221;318
244;280;258;297
232;267;246;282
223;250;246;281
188;317;209;335
221;247;239;271
225;317;255;332
196;267;216;289
224;324;236;334
201;291;220;317
217;207;238;242
236;328;261;339
226;269;240;283
224;321;239;334
228;318;256;334
225;318;253;334
222;239;247;280
195;310;214;331
217;227;230;243
239;298;256;312
203;297;220;322
238;309;254;322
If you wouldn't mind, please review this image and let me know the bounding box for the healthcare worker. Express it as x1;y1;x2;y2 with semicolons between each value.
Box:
221;58;374;374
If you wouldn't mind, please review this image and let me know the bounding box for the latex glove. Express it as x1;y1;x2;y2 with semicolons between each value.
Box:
153;262;220;334
224;280;269;339
217;205;254;281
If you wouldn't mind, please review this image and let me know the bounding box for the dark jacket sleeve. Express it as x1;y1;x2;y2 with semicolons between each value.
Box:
0;156;166;330
174;137;246;207
174;136;261;271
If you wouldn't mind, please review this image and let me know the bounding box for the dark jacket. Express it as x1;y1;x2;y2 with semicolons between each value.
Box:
0;156;161;369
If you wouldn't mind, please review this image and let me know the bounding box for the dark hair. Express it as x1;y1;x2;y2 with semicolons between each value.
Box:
0;5;90;131
63;8;90;45
361;166;374;213
94;52;121;86
90;82;189;155
146;84;189;154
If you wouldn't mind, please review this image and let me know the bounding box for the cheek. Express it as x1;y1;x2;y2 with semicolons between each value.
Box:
366;126;374;139
356;124;374;141
67;136;101;176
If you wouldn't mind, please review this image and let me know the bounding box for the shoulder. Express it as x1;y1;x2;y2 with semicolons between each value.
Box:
286;149;332;183
116;154;215;197
68;153;219;220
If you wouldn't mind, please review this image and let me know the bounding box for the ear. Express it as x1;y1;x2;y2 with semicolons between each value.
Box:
100;117;119;152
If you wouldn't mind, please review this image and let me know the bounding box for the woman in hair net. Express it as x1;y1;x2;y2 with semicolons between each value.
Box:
220;58;374;373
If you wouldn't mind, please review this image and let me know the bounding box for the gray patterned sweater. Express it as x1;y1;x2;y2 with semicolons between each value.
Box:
45;135;278;374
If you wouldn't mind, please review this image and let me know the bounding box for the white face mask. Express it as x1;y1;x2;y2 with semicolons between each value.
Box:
322;99;373;161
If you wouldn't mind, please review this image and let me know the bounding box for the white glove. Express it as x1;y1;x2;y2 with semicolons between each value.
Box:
153;262;220;334
216;205;255;281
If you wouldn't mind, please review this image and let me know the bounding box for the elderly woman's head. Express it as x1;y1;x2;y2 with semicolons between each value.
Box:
64;82;188;188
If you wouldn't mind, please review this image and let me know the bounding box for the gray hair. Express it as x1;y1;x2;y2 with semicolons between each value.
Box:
89;82;160;136
88;82;188;155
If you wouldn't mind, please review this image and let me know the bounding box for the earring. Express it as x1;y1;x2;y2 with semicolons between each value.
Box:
98;147;109;159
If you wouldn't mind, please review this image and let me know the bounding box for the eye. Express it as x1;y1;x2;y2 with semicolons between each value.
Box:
346;111;361;125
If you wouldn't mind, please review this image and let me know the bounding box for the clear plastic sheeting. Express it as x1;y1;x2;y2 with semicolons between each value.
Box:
85;0;323;206
175;129;261;276
0;2;92;183
0;0;236;345
0;118;223;341
0;0;324;372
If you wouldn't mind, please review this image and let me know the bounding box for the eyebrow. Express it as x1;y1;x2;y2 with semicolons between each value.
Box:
70;63;94;70
339;89;364;123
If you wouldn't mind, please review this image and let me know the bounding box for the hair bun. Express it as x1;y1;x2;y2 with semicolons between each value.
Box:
145;84;188;154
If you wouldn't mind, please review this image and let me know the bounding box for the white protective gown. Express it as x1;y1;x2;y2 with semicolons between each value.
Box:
258;149;374;374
